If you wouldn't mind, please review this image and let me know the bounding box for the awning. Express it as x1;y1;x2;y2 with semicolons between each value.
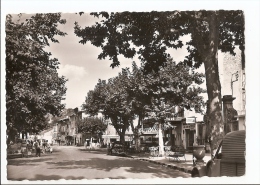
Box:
163;122;177;129
165;117;185;122
102;135;120;139
140;133;157;136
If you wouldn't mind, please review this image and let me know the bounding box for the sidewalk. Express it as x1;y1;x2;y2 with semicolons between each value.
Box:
126;152;211;174
7;149;53;159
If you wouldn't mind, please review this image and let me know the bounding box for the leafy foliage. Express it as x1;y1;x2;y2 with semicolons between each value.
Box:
75;11;244;72
77;117;107;136
82;71;134;142
6;13;68;136
75;11;245;152
83;59;205;143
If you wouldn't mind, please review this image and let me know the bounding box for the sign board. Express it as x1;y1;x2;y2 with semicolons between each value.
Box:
186;117;196;124
183;124;195;130
183;125;191;129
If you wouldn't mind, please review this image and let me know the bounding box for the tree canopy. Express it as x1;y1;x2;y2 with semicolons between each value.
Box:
82;59;205;143
75;11;244;72
75;10;245;151
6;13;68;139
83;71;134;142
77;117;107;138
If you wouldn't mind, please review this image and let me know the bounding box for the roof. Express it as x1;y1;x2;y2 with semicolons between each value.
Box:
40;127;53;134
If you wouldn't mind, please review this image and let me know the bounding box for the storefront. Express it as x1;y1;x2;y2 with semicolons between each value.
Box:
166;117;185;148
182;116;206;150
140;117;184;148
102;135;120;144
139;119;158;146
65;135;73;145
183;123;196;150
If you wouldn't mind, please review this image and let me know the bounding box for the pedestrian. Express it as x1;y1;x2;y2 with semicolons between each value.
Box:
33;140;37;156
85;139;90;150
42;141;45;153
46;142;53;153
107;141;111;155
33;140;41;157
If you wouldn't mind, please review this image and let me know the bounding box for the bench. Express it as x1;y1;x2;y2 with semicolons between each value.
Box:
166;146;186;162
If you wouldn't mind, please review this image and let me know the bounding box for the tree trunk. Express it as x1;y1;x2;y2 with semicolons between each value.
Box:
203;12;224;158
158;122;165;156
130;116;140;150
119;134;125;143
135;114;143;151
119;124;126;143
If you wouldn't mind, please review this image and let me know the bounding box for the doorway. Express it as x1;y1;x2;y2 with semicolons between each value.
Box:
186;129;195;147
171;134;175;147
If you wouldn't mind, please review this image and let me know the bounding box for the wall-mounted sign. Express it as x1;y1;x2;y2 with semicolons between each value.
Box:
183;124;195;130
183;125;191;129
186;117;196;124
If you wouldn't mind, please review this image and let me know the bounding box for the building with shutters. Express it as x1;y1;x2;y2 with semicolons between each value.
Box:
52;108;82;145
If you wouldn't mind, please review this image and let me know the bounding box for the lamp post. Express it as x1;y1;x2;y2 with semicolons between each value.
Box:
231;71;239;97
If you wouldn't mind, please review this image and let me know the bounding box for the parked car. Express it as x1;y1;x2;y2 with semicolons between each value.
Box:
109;141;127;155
191;130;245;177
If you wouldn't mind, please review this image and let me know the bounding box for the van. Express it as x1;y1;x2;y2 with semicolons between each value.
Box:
191;130;245;177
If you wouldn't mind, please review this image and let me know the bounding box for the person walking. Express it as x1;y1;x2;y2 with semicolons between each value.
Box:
33;140;40;157
42;140;46;154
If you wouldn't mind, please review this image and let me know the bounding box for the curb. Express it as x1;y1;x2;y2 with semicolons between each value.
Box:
127;155;193;175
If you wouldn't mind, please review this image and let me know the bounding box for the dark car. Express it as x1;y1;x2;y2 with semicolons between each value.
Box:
109;141;128;155
192;130;245;177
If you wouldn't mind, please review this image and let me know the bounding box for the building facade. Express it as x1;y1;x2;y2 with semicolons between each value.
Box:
219;48;246;131
52;108;82;145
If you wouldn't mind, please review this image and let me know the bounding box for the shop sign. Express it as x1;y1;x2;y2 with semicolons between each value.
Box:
186;117;196;124
183;125;191;129
183;124;196;130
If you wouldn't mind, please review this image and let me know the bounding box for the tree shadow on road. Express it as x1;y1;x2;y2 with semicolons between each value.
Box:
46;157;191;179
8;174;86;181
8;174;128;181
7;156;56;166
78;148;107;154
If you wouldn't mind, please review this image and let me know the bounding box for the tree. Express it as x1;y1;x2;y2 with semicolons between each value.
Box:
83;58;205;151
6;13;68;140
74;11;245;154
126;59;205;152
83;74;134;143
77;117;107;139
130;59;205;155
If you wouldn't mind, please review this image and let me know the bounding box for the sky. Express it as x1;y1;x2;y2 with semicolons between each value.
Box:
44;13;193;109
1;1;260;184
46;13;140;109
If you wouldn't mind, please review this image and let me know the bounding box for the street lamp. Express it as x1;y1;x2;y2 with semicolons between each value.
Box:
231;71;239;97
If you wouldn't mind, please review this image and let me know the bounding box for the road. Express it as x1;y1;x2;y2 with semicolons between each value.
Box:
7;145;191;180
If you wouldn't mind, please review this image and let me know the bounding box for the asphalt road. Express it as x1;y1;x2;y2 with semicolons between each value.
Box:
7;145;191;180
